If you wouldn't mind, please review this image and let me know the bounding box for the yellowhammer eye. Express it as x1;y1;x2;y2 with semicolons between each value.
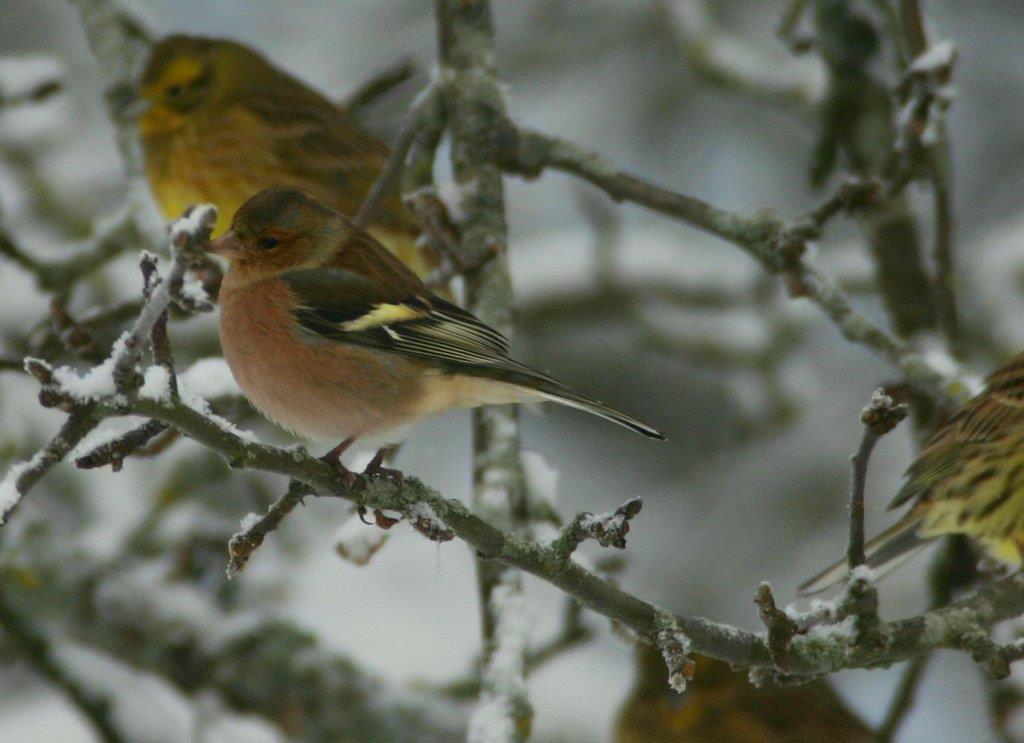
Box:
166;84;184;99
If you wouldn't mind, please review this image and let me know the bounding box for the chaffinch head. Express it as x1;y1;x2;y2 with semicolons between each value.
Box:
208;187;663;476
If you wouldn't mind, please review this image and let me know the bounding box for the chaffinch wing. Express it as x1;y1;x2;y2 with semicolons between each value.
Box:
283;270;563;388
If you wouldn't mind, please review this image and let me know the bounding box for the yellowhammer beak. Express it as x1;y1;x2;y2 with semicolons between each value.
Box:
206;231;243;260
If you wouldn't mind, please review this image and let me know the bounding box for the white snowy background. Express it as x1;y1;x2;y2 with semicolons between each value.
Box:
1;0;1024;741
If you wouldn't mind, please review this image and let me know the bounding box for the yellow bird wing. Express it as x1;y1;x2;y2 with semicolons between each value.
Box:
240;91;418;234
891;351;1024;510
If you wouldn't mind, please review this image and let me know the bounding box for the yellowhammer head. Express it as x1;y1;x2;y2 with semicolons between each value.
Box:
801;353;1024;593
137;34;436;279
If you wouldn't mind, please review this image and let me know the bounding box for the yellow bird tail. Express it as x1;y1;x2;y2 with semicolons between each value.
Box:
797;515;930;595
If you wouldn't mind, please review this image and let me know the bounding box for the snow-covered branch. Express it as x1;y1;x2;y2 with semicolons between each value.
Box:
10;324;1024;683
0;6;1017;738
550;498;644;560
340;57;417;119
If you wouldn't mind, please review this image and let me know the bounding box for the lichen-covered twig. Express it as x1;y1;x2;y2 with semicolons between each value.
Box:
2;88;1020;702
1;0;1017;714
550;498;643;560
13;351;1024;678
754;582;799;671
656;623;695;693
227;479;314;578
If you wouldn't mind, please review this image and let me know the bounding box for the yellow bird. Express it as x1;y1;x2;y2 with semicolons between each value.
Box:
801;352;1024;593
137;34;436;279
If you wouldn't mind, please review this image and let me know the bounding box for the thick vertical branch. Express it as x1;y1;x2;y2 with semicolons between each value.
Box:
435;1;532;738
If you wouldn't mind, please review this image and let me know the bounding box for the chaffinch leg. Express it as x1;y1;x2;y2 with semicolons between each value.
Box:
322;436;356;464
320;436;358;491
362;445;404;485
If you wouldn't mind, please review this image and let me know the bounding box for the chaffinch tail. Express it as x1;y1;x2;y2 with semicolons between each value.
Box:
208;187;663;478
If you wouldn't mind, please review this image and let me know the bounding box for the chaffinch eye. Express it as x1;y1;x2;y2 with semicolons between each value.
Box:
258;235;279;250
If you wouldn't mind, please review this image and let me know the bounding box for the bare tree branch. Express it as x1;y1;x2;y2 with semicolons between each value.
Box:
0;4;1016;732
0;78;62;109
876;654;929;742
661;0;823;109
550;498;643;560
492;126;959;401
848;390;909;569
0;405;98;525
353;85;443;229
226;479;313;578
0;206;148;294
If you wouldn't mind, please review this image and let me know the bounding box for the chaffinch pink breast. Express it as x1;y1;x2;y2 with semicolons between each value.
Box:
208;187;663;476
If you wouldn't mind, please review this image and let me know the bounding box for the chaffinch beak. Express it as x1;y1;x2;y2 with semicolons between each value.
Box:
206;231;243;260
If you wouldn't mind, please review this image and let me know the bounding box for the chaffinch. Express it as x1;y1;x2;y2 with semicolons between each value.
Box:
207;187;663;478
